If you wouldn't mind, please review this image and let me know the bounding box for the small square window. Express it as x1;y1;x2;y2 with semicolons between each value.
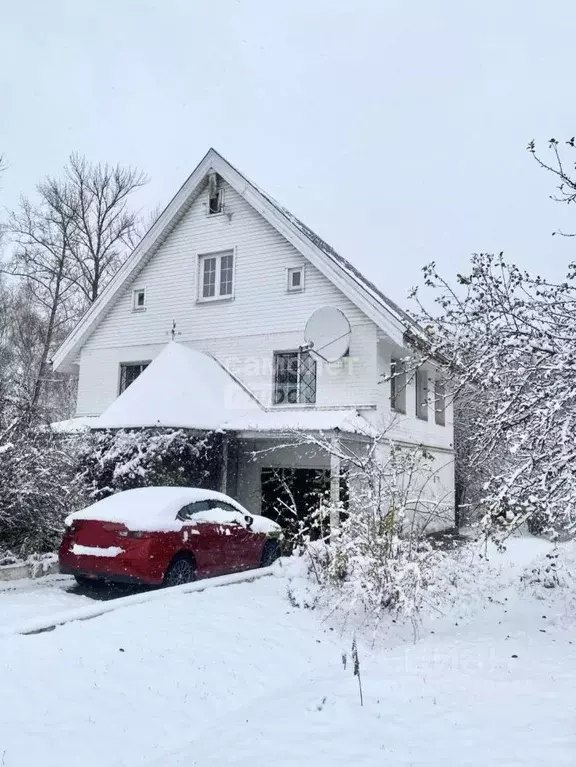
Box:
133;288;146;311
287;267;304;292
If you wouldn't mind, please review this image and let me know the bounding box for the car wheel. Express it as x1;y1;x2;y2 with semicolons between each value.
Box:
260;539;280;568
163;555;196;587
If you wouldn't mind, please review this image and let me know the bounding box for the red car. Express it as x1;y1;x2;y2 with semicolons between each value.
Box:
59;487;282;587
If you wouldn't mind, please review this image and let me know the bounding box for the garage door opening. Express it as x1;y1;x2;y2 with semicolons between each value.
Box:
260;468;348;545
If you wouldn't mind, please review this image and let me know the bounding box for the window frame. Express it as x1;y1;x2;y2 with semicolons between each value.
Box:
132;287;146;311
207;172;224;216
287;266;305;292
273;349;317;406
197;250;235;302
208;187;224;216
118;361;150;394
415;367;429;421
434;377;446;426
390;358;406;414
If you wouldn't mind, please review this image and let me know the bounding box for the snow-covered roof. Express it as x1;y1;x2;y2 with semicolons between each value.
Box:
224;409;375;435
95;342;262;431
90;342;372;436
53;149;419;373
50;416;99;433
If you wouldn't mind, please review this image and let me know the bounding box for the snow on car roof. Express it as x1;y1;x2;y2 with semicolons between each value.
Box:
65;487;247;532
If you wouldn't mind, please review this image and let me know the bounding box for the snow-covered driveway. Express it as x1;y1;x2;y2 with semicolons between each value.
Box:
0;574;91;624
0;541;574;766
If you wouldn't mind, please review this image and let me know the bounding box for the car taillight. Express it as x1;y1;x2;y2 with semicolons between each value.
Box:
118;531;149;539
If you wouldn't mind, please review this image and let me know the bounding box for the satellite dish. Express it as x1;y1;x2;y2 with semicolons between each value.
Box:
304;306;351;363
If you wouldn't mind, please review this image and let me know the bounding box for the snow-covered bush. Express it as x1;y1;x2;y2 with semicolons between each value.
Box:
412;252;576;541
78;428;221;501
299;436;453;621
0;423;84;556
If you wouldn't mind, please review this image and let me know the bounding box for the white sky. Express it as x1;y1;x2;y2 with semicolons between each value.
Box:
2;0;576;307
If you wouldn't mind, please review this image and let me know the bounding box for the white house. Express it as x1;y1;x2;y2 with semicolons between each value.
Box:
52;149;455;533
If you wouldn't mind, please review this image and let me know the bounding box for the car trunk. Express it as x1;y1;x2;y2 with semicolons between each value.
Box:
68;519;128;548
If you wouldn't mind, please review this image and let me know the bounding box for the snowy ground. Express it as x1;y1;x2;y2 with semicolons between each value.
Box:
0;573;91;624
0;538;575;766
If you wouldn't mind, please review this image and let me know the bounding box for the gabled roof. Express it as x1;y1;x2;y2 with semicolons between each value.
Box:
53;149;419;371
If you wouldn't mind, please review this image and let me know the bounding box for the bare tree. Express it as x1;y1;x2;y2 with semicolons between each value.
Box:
1;155;147;416
42;153;147;304
528;137;576;236
4;196;79;413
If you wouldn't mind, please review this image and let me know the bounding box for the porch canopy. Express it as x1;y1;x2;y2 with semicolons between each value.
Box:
85;341;373;437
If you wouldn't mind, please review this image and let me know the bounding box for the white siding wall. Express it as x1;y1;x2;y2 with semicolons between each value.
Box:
236;438;454;528
77;180;377;415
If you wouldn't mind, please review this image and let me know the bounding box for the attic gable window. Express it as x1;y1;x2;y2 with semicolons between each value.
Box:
198;251;234;301
207;172;223;215
132;288;146;311
287;266;305;292
119;361;150;394
274;350;316;405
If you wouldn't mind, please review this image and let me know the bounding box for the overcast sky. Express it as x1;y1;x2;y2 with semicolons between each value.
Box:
2;0;576;307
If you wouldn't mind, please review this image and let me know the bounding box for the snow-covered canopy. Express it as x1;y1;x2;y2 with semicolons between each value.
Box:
50;416;99;433
95;342;261;431
90;342;371;436
224;409;375;435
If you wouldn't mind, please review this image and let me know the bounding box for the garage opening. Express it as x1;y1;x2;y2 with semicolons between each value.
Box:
260;468;348;545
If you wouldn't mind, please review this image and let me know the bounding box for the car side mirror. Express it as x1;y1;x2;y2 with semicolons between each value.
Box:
244;514;254;531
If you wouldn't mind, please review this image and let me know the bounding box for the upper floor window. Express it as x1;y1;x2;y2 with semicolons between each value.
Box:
207;172;223;215
119;361;150;394
198;251;234;301
132;288;146;311
390;358;406;413
274;350;316;405
287;266;305;292
434;377;446;426
415;367;428;421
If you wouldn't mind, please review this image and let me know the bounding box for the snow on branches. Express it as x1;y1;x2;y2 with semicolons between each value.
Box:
78;428;220;502
281;428;454;621
0;422;84;556
412;252;576;540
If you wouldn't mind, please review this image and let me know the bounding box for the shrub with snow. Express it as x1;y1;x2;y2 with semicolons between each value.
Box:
77;428;222;501
300;440;454;622
412;253;576;541
0;424;84;556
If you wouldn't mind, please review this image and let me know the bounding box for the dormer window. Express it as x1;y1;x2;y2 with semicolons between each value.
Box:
287;266;305;292
132;288;146;311
208;171;223;215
